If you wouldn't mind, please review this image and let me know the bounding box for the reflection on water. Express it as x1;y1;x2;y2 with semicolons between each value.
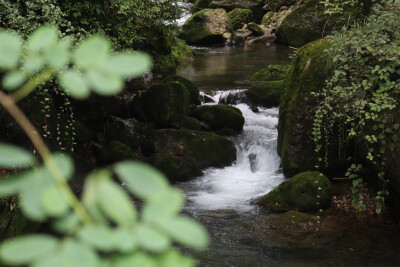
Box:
178;44;293;91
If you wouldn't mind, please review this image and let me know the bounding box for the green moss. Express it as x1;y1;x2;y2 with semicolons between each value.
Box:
133;82;190;127
170;114;202;131
278;39;336;177
193;0;213;9
228;8;253;30
163;75;201;105
261;11;275;25
209;0;265;21
263;0;297;12
258;171;331;211
246;80;283;107
149;153;203;182
276;0;372;47
153;41;194;73
180;9;228;44
97;140;137;164
231;35;246;46
191;104;245;133
248;64;289;81
142;129;237;169
247;22;263;36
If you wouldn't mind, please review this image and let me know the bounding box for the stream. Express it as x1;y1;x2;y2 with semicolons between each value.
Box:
175;45;400;266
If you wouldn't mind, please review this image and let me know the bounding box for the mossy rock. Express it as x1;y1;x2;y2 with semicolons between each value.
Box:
261;11;275;25
170;114;202;131
277;39;346;177
228;8;253;31
180;9;232;45
153;41;194;73
191;104;245;133
248;64;289;81
263;0;297;12
276;0;372;47
246;80;283;108
132;82;190;127
97;140;137;164
210;0;264;21
163;75;201;105
149;153;203;182
142;129;237;169
258;171;331;211
193;0;213;9
247;22;264;36
231;35;246;46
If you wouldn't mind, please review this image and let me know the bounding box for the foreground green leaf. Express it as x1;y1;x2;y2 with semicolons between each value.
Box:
114;252;157;267
27;26;58;52
41;185;69;217
114;161;169;200
0;171;32;197
0;142;36;168
86;70;124;96
135;224;170;252
0;235;58;265
73;36;110;69
0;31;22;69
59;70;90;99
101;52;151;77
2;71;26;90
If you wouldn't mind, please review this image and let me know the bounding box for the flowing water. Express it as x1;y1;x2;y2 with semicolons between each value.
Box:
176;45;400;266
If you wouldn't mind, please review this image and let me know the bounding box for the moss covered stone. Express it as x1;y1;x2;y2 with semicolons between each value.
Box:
246;80;283;108
132;82;190;127
142;129;237;169
263;0;297;12
210;0;264;21
97;140;137;164
228;8;253;31
153;41;194;73
247;22;264;36
149;153;203;182
191;104;245;133
248;64;289;81
170;114;202;131
277;39;345;177
276;0;372;47
163;75;201;105
180;9;232;45
193;0;213;9
258;171;331;211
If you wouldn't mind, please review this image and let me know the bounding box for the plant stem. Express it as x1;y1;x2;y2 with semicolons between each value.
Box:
0;90;93;225
11;69;53;102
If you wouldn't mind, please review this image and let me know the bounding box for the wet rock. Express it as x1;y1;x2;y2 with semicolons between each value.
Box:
263;0;297;12
246;80;283;108
218;90;247;105
149;153;203;182
162;75;201;105
142;129;237;169
235;28;252;38
223;32;232;39
97;140;137;164
170;114;202;131
258;171;331;211
247;22;264;36
250;105;259;113
227;8;253;31
191;104;245;133
201;94;216;103
230;35;246;46
180;9;232;45
261;9;293;30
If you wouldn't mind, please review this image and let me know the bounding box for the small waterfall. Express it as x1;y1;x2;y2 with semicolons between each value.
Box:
182;94;285;211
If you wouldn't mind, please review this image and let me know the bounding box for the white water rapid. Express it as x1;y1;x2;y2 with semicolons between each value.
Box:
182;92;285;211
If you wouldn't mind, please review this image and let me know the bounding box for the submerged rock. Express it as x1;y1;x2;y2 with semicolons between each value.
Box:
191;104;245;133
180;9;232;45
258;171;331;211
142;129;237;169
246;80;283;108
149;153;203;182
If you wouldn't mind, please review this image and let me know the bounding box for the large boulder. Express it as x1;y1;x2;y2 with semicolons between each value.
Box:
276;0;372;47
258;171;331;211
149;153;203;182
246;80;283;108
228;8;253;31
191;104;245;133
132;82;190;127
262;0;297;12
193;0;213;10
162;75;201;105
180;9;232;45
142;129;237;169
210;0;264;21
97;140;137;165
278;39;345;177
